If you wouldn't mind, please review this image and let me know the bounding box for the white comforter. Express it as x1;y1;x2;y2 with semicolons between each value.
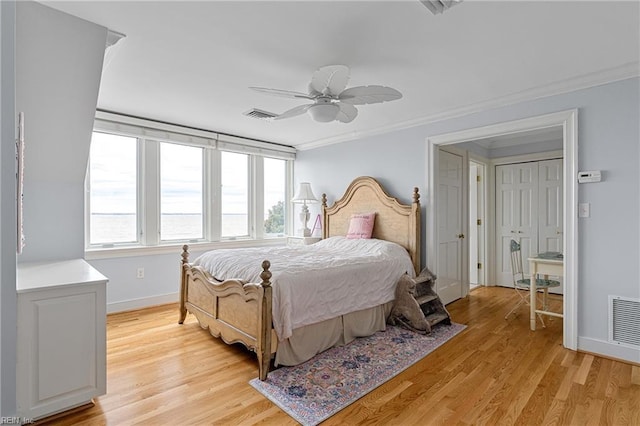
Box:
193;236;415;341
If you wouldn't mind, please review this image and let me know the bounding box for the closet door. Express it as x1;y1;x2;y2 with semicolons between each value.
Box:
538;159;563;252
495;159;564;289
495;162;539;287
538;159;564;294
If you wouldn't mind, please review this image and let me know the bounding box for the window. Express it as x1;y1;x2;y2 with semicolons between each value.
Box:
160;143;204;241
221;151;249;238
264;158;286;237
86;112;295;251
88;132;138;245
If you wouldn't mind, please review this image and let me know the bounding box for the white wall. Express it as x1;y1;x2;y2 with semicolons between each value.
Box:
88;246;215;313
16;1;107;263
295;77;640;364
89;253;182;313
0;1;17;417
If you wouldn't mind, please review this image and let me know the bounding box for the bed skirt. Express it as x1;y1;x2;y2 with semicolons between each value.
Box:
275;301;394;366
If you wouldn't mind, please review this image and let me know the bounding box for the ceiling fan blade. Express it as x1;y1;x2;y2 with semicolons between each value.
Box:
310;65;350;97
335;102;358;123
273;104;312;120
250;87;314;100
338;85;402;105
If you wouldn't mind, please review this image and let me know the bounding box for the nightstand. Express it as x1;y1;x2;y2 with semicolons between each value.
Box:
287;236;322;246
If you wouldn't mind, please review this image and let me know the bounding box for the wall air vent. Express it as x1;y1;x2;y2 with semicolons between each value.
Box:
609;295;640;348
243;109;278;120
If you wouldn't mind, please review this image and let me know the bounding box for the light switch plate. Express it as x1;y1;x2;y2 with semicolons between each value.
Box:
578;203;590;218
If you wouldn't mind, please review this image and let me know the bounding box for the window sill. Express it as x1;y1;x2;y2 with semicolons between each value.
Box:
85;238;288;260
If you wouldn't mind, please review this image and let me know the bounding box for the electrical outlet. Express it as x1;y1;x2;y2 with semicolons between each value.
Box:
136;267;144;279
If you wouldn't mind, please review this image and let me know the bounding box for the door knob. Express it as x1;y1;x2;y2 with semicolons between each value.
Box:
457;233;465;239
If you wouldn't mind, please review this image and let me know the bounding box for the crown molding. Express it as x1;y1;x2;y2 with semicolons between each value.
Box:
296;62;639;151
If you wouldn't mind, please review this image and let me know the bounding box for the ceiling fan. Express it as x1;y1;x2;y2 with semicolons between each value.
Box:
250;65;402;123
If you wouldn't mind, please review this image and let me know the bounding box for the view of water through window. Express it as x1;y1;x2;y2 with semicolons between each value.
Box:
89;131;287;245
90;213;248;242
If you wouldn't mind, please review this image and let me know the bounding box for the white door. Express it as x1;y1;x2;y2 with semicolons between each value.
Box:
495;162;538;287
495;159;563;288
538;159;564;294
437;150;464;304
468;161;486;287
538;159;563;252
469;164;479;285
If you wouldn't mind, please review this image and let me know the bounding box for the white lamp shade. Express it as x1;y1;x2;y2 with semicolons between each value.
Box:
292;182;318;203
308;104;339;122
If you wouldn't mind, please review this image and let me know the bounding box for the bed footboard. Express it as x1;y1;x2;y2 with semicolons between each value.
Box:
179;245;275;380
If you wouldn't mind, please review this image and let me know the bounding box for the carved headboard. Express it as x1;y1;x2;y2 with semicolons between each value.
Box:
322;176;421;274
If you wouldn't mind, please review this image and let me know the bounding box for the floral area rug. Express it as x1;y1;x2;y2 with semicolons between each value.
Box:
249;322;466;425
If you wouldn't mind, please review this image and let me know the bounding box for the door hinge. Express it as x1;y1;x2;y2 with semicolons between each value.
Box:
476;175;481;182
477;263;482;269
477;219;482;226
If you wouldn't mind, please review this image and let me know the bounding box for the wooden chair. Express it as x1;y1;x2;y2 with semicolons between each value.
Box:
504;239;560;327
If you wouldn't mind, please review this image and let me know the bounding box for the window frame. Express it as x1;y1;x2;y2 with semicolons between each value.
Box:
219;150;251;240
85;112;295;259
158;141;206;243
85;131;141;247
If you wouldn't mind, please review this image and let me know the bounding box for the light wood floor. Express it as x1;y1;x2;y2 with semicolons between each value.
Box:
49;286;639;425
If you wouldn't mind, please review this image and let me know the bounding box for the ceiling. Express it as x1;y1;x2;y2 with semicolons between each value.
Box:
42;1;639;150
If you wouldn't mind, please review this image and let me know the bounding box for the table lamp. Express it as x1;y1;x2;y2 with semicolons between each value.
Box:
292;182;318;237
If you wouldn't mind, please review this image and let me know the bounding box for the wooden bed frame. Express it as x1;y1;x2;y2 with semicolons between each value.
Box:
178;176;421;380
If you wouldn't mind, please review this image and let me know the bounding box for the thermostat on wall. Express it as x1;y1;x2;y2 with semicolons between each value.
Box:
578;170;601;183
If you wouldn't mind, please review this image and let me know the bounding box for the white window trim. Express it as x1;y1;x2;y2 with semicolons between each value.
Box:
85;238;288;260
94;111;295;159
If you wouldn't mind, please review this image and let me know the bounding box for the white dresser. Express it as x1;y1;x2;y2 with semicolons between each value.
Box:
17;259;108;421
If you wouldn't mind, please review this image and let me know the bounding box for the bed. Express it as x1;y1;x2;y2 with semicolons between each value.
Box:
178;176;421;380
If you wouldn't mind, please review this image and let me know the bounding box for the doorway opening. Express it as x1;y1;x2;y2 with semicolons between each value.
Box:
426;110;578;351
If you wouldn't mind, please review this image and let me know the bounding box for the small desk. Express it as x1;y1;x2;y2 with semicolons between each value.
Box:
528;253;563;330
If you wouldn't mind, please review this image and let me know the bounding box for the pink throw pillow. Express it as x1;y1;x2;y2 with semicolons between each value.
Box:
346;213;376;239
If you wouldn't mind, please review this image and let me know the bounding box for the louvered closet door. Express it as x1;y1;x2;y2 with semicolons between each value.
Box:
496;163;539;287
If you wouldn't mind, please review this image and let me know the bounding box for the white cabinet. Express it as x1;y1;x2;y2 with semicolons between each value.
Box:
17;259;108;421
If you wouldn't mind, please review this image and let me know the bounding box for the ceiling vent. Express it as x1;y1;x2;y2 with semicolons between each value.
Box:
244;109;278;120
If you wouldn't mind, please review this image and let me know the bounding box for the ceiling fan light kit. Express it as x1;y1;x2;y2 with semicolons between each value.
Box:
250;65;402;123
309;103;339;123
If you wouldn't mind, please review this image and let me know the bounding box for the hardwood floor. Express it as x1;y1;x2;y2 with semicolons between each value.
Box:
49;286;639;425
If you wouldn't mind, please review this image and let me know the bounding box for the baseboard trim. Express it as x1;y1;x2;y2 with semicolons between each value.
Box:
107;292;179;314
578;336;640;365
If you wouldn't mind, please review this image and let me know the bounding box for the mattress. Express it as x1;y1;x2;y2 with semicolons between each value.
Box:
193;236;415;341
